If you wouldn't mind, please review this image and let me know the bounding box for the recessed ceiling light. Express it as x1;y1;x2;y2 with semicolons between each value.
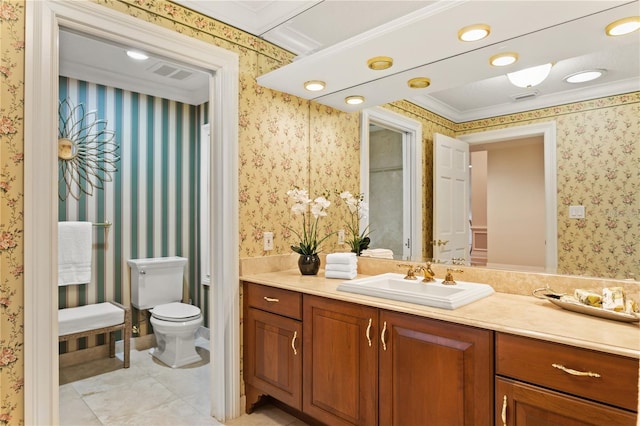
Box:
345;96;364;105
304;80;326;91
458;24;491;42
126;50;149;61
605;16;640;36
407;77;431;89
367;56;393;70
490;52;518;67
507;63;553;88
564;69;606;84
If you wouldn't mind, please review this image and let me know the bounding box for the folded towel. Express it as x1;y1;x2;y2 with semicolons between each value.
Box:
325;269;358;280
325;263;358;273
360;248;394;259
326;252;357;265
58;221;92;286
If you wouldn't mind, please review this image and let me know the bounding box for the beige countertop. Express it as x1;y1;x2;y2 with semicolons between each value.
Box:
240;269;640;359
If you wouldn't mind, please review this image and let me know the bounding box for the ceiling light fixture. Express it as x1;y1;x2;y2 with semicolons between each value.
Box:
564;69;606;84
367;56;393;70
345;96;365;105
126;50;149;61
407;77;431;89
490;52;518;67
457;24;491;42
304;80;326;91
605;16;640;36
507;63;553;88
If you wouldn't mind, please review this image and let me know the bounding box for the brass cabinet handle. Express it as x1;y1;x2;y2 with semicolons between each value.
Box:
263;296;279;303
291;331;298;355
501;395;507;426
552;363;601;378
365;318;372;347
381;321;387;351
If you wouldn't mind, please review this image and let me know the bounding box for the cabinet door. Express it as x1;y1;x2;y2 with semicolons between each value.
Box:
303;295;378;426
244;307;302;411
379;310;494;426
496;377;637;426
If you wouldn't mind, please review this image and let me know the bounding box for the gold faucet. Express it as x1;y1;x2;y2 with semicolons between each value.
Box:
443;268;464;285
414;262;436;282
398;264;419;280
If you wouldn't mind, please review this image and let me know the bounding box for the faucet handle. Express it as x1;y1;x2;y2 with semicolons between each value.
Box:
398;263;418;280
443;268;464;285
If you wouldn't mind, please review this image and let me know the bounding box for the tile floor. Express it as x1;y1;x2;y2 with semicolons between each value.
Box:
59;337;307;425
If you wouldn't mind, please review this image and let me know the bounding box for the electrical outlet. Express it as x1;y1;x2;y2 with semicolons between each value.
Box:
263;232;274;251
338;229;345;245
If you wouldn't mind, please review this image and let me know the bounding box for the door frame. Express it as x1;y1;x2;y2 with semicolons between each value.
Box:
458;121;557;272
360;107;422;261
24;1;239;423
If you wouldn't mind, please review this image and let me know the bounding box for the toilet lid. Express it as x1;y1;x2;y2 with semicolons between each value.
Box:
151;302;201;322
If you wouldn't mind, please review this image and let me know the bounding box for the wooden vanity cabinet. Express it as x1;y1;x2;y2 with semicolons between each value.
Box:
303;294;379;426
496;333;638;425
243;283;303;412
379;310;494;426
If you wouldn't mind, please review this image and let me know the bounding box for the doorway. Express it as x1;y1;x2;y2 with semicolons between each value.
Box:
24;1;239;423
360;107;422;261
458;121;558;272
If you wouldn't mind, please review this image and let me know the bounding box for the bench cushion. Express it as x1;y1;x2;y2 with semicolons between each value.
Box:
59;302;124;336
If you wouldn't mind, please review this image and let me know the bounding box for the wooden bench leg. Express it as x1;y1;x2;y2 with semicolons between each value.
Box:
109;331;116;358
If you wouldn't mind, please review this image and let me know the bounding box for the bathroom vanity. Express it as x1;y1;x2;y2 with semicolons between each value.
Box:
241;265;639;426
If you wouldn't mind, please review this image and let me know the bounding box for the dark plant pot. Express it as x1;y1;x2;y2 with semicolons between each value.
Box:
298;254;321;275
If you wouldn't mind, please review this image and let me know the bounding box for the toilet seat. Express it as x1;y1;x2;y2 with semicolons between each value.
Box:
151;302;201;322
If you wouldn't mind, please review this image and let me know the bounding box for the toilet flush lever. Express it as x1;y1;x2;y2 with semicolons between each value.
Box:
139;270;146;275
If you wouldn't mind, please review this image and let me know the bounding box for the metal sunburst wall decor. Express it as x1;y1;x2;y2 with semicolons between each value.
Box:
58;98;120;200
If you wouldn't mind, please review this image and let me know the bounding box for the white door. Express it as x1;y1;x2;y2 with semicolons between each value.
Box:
433;133;470;263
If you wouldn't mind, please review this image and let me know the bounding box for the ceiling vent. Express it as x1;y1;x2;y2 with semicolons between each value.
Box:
511;90;539;101
148;62;194;81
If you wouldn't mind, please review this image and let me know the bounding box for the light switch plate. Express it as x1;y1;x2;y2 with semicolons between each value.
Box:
263;232;273;251
338;229;345;245
569;205;585;219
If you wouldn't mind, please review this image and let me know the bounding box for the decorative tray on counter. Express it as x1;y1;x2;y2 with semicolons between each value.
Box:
533;288;640;323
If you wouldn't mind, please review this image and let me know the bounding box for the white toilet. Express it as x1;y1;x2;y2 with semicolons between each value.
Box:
128;256;203;368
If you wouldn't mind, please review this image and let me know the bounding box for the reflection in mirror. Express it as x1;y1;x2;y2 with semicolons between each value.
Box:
360;107;422;261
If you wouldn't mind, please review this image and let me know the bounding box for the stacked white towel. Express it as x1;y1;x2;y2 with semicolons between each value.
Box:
360;248;394;259
325;252;358;280
58;221;93;286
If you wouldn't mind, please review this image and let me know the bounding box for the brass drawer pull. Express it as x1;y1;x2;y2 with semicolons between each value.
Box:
381;321;387;351
366;318;372;347
552;363;601;378
263;296;279;303
501;395;507;426
291;331;298;355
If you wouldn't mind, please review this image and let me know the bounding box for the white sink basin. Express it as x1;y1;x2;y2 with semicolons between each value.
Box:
337;273;494;310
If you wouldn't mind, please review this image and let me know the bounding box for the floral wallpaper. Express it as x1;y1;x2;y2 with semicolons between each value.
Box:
0;0;25;423
1;0;638;423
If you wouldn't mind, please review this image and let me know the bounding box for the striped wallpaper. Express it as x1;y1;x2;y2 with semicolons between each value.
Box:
58;77;208;341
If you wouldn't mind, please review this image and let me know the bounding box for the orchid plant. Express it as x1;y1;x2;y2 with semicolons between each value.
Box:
286;188;334;256
339;191;371;255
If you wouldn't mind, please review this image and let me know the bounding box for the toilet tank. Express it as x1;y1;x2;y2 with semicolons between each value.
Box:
128;257;188;309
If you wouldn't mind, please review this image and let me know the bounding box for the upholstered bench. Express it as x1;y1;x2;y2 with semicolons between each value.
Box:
58;301;131;368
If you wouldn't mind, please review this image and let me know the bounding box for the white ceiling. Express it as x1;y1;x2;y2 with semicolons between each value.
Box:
62;1;640;121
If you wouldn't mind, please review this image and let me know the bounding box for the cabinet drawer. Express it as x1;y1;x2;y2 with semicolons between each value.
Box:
245;283;302;320
496;333;639;411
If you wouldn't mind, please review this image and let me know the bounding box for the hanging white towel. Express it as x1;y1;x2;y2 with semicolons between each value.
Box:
326;252;357;265
58;221;92;286
325;263;357;273
325;269;357;280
